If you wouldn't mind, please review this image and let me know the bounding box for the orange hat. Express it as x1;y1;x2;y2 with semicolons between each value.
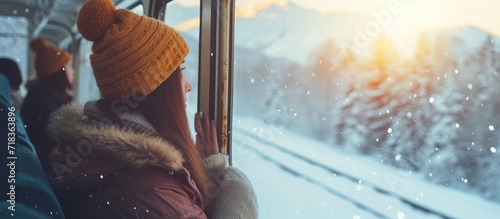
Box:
76;0;189;100
30;38;72;78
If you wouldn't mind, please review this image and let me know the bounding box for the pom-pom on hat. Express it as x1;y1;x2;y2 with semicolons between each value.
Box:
30;38;72;78
77;0;189;100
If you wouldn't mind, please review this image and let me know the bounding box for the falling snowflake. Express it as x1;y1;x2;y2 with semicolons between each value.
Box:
395;154;401;161
397;212;405;219
356;185;362;191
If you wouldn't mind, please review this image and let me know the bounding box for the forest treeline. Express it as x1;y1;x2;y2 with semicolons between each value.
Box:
234;32;500;203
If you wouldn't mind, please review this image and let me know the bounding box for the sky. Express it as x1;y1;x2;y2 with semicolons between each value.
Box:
176;0;500;37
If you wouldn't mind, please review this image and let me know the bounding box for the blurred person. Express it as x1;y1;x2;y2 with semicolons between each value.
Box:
21;37;74;176
46;0;257;218
0;57;23;109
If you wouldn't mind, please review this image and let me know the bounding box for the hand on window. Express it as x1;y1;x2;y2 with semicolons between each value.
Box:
195;111;219;157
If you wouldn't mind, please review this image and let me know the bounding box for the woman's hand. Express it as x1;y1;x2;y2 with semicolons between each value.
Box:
195;112;219;157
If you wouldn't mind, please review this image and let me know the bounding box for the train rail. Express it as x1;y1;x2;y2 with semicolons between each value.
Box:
233;126;455;219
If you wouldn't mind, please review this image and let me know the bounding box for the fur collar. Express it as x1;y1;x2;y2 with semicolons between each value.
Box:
47;103;185;171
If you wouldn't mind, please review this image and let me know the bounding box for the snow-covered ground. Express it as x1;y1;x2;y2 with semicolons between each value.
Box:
231;115;500;219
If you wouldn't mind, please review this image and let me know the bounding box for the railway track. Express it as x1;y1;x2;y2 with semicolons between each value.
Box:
233;126;455;219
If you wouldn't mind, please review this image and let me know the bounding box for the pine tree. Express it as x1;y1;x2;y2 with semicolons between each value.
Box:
361;35;399;154
333;35;401;154
380;34;438;170
263;64;301;128
431;36;500;200
304;40;344;141
367;34;397;88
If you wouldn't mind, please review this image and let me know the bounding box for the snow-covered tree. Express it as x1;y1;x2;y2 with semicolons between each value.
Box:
424;36;500;201
379;34;438;170
303;40;345;142
263;64;302;128
348;35;400;155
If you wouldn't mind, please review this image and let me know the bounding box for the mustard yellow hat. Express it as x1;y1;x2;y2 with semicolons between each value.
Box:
30;38;72;78
77;0;189;100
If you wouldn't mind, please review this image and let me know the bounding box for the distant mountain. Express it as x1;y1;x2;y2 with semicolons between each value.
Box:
422;26;500;59
170;2;500;65
168;2;366;64
233;2;366;65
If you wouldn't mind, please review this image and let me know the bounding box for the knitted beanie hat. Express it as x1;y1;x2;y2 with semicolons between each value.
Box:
0;58;22;90
77;0;189;100
30;38;72;78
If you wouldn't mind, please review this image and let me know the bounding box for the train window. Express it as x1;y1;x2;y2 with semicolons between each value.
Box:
164;1;201;133
0;16;29;96
229;1;500;219
76;39;98;103
130;3;144;15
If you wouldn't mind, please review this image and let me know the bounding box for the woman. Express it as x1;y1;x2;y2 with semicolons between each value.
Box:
21;37;73;176
47;0;257;218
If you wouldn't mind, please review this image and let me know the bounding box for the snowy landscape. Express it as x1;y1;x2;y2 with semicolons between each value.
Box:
2;0;500;218
177;2;500;218
230;115;500;219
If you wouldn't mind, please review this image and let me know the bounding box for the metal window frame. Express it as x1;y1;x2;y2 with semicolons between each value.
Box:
198;0;235;164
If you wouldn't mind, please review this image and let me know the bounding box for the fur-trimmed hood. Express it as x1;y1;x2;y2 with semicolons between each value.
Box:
47;102;185;196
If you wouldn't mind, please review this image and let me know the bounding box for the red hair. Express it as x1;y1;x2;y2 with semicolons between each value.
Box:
137;69;213;209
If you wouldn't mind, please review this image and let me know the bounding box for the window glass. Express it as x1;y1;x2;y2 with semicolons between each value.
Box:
76;39;98;103
165;1;200;133
231;1;500;218
131;3;144;15
0;16;29;96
